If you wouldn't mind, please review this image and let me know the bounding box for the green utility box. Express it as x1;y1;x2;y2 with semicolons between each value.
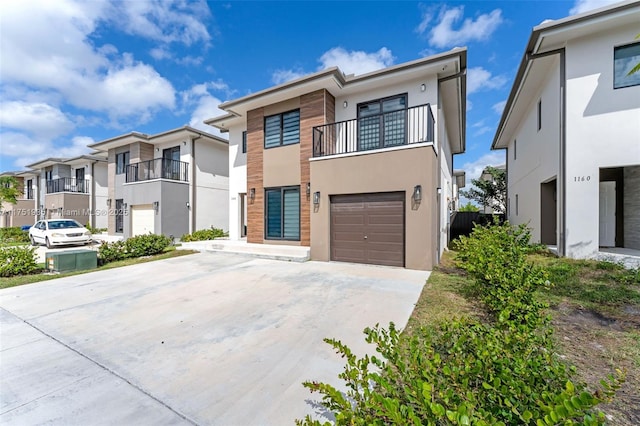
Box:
46;250;98;272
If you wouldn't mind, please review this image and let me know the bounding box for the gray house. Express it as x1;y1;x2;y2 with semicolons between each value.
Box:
88;126;229;239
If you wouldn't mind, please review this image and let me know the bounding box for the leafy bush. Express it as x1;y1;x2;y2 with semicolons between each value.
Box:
297;322;623;426
0;227;30;244
454;219;550;329
85;223;107;235
97;234;170;265
0;246;39;277
181;227;227;242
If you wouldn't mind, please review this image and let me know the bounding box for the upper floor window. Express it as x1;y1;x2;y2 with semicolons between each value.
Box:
264;109;300;148
116;151;130;174
614;42;640;89
358;94;407;150
242;131;247;154
45;170;53;182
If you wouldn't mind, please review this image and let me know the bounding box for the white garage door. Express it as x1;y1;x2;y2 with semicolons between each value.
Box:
131;204;155;236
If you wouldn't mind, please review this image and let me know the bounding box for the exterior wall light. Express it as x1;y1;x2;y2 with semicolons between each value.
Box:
306;182;311;197
123;203;128;210
436;187;442;195
413;185;422;202
313;191;320;205
343;100;348;108
249;188;255;201
420;83;426;92
106;198;111;207
153;201;159;212
186;201;190;208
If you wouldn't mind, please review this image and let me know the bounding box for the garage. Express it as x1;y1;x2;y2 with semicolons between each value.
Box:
131;204;155;236
330;192;405;267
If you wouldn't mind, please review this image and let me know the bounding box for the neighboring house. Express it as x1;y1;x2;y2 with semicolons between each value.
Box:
0;170;37;228
25;155;108;228
492;1;640;259
88;126;229;239
206;48;467;270
452;170;466;212
478;164;506;214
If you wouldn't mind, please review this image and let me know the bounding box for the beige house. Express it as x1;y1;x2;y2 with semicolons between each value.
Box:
0;170;38;228
25;155;108;228
88;126;229;239
206;48;467;270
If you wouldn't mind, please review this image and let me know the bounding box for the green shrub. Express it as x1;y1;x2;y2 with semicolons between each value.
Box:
0;227;30;244
85;223;107;235
454;220;550;330
97;234;170;265
181;227;227;242
0;246;39;277
297;322;623;426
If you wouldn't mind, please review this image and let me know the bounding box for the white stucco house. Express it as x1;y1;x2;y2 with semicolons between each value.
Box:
492;1;640;259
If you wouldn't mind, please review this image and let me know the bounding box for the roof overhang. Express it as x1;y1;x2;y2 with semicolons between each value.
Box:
25;158;68;169
64;155;107;166
88;126;228;152
492;0;640;150
453;169;466;188
206;48;467;136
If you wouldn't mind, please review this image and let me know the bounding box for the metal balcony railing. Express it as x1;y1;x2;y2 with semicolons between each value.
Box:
45;177;88;194
125;158;189;183
313;103;435;158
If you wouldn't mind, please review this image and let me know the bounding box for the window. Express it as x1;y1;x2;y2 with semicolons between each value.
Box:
515;194;519;216
242;131;247;154
537;99;542;131
264;110;300;148
614;42;640;89
116;152;130;174
358;94;407;150
115;199;124;233
45;169;52;182
514;139;517;160
265;186;300;240
26;179;33;199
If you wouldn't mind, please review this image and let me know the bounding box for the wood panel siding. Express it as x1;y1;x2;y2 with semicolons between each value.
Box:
246;108;265;243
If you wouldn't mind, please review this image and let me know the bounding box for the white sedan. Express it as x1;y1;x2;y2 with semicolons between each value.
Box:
29;219;92;249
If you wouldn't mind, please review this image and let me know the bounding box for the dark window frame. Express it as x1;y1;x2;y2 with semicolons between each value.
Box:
537;99;542;131
242;131;247;154
264;185;300;241
116;152;130;175
614;41;640;89
356;93;409;151
115;199;124;233
264;109;300;149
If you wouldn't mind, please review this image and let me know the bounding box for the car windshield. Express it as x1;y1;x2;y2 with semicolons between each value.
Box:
48;220;82;230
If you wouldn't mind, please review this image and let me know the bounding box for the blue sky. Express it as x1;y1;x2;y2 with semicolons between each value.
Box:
0;0;620;183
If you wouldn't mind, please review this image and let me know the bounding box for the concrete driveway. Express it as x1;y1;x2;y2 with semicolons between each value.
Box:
0;252;427;425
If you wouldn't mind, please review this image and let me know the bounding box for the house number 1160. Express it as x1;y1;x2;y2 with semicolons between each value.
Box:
574;176;591;182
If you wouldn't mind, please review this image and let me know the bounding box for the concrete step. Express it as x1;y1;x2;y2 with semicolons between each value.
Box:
178;240;310;262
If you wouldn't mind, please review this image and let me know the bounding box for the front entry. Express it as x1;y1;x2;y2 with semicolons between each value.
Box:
599;182;616;247
330;192;405;267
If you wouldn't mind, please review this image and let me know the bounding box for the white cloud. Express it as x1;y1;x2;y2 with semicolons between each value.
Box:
569;0;620;15
272;69;306;85
318;47;395;75
0;101;74;139
460;152;506;188
418;6;504;48
492;100;507;115
272;47;395;85
180;81;231;136
467;67;507;94
1;132;92;169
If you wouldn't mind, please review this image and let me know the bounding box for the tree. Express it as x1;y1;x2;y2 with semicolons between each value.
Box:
0;176;21;210
460;166;506;214
459;201;480;212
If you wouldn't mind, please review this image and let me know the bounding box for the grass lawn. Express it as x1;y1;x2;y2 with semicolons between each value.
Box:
407;250;640;426
0;248;197;290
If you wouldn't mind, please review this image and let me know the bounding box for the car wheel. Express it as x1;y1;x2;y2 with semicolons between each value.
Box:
45;237;53;249
30;235;37;246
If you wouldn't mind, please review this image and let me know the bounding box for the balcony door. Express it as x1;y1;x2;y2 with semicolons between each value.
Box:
357;94;407;151
162;146;180;180
75;167;85;193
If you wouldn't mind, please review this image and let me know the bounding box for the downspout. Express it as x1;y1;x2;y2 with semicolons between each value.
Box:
525;48;566;256
90;161;95;228
190;137;199;234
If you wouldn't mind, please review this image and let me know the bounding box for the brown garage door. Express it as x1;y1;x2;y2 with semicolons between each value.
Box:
330;192;405;267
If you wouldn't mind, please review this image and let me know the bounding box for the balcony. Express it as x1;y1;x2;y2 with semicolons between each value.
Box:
125;158;189;183
313;103;435;158
46;177;88;194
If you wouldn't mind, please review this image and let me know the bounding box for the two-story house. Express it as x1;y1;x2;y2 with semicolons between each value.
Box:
492;1;640;259
88;126;229;239
206;48;467;270
25;155;108;228
0;170;38;228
